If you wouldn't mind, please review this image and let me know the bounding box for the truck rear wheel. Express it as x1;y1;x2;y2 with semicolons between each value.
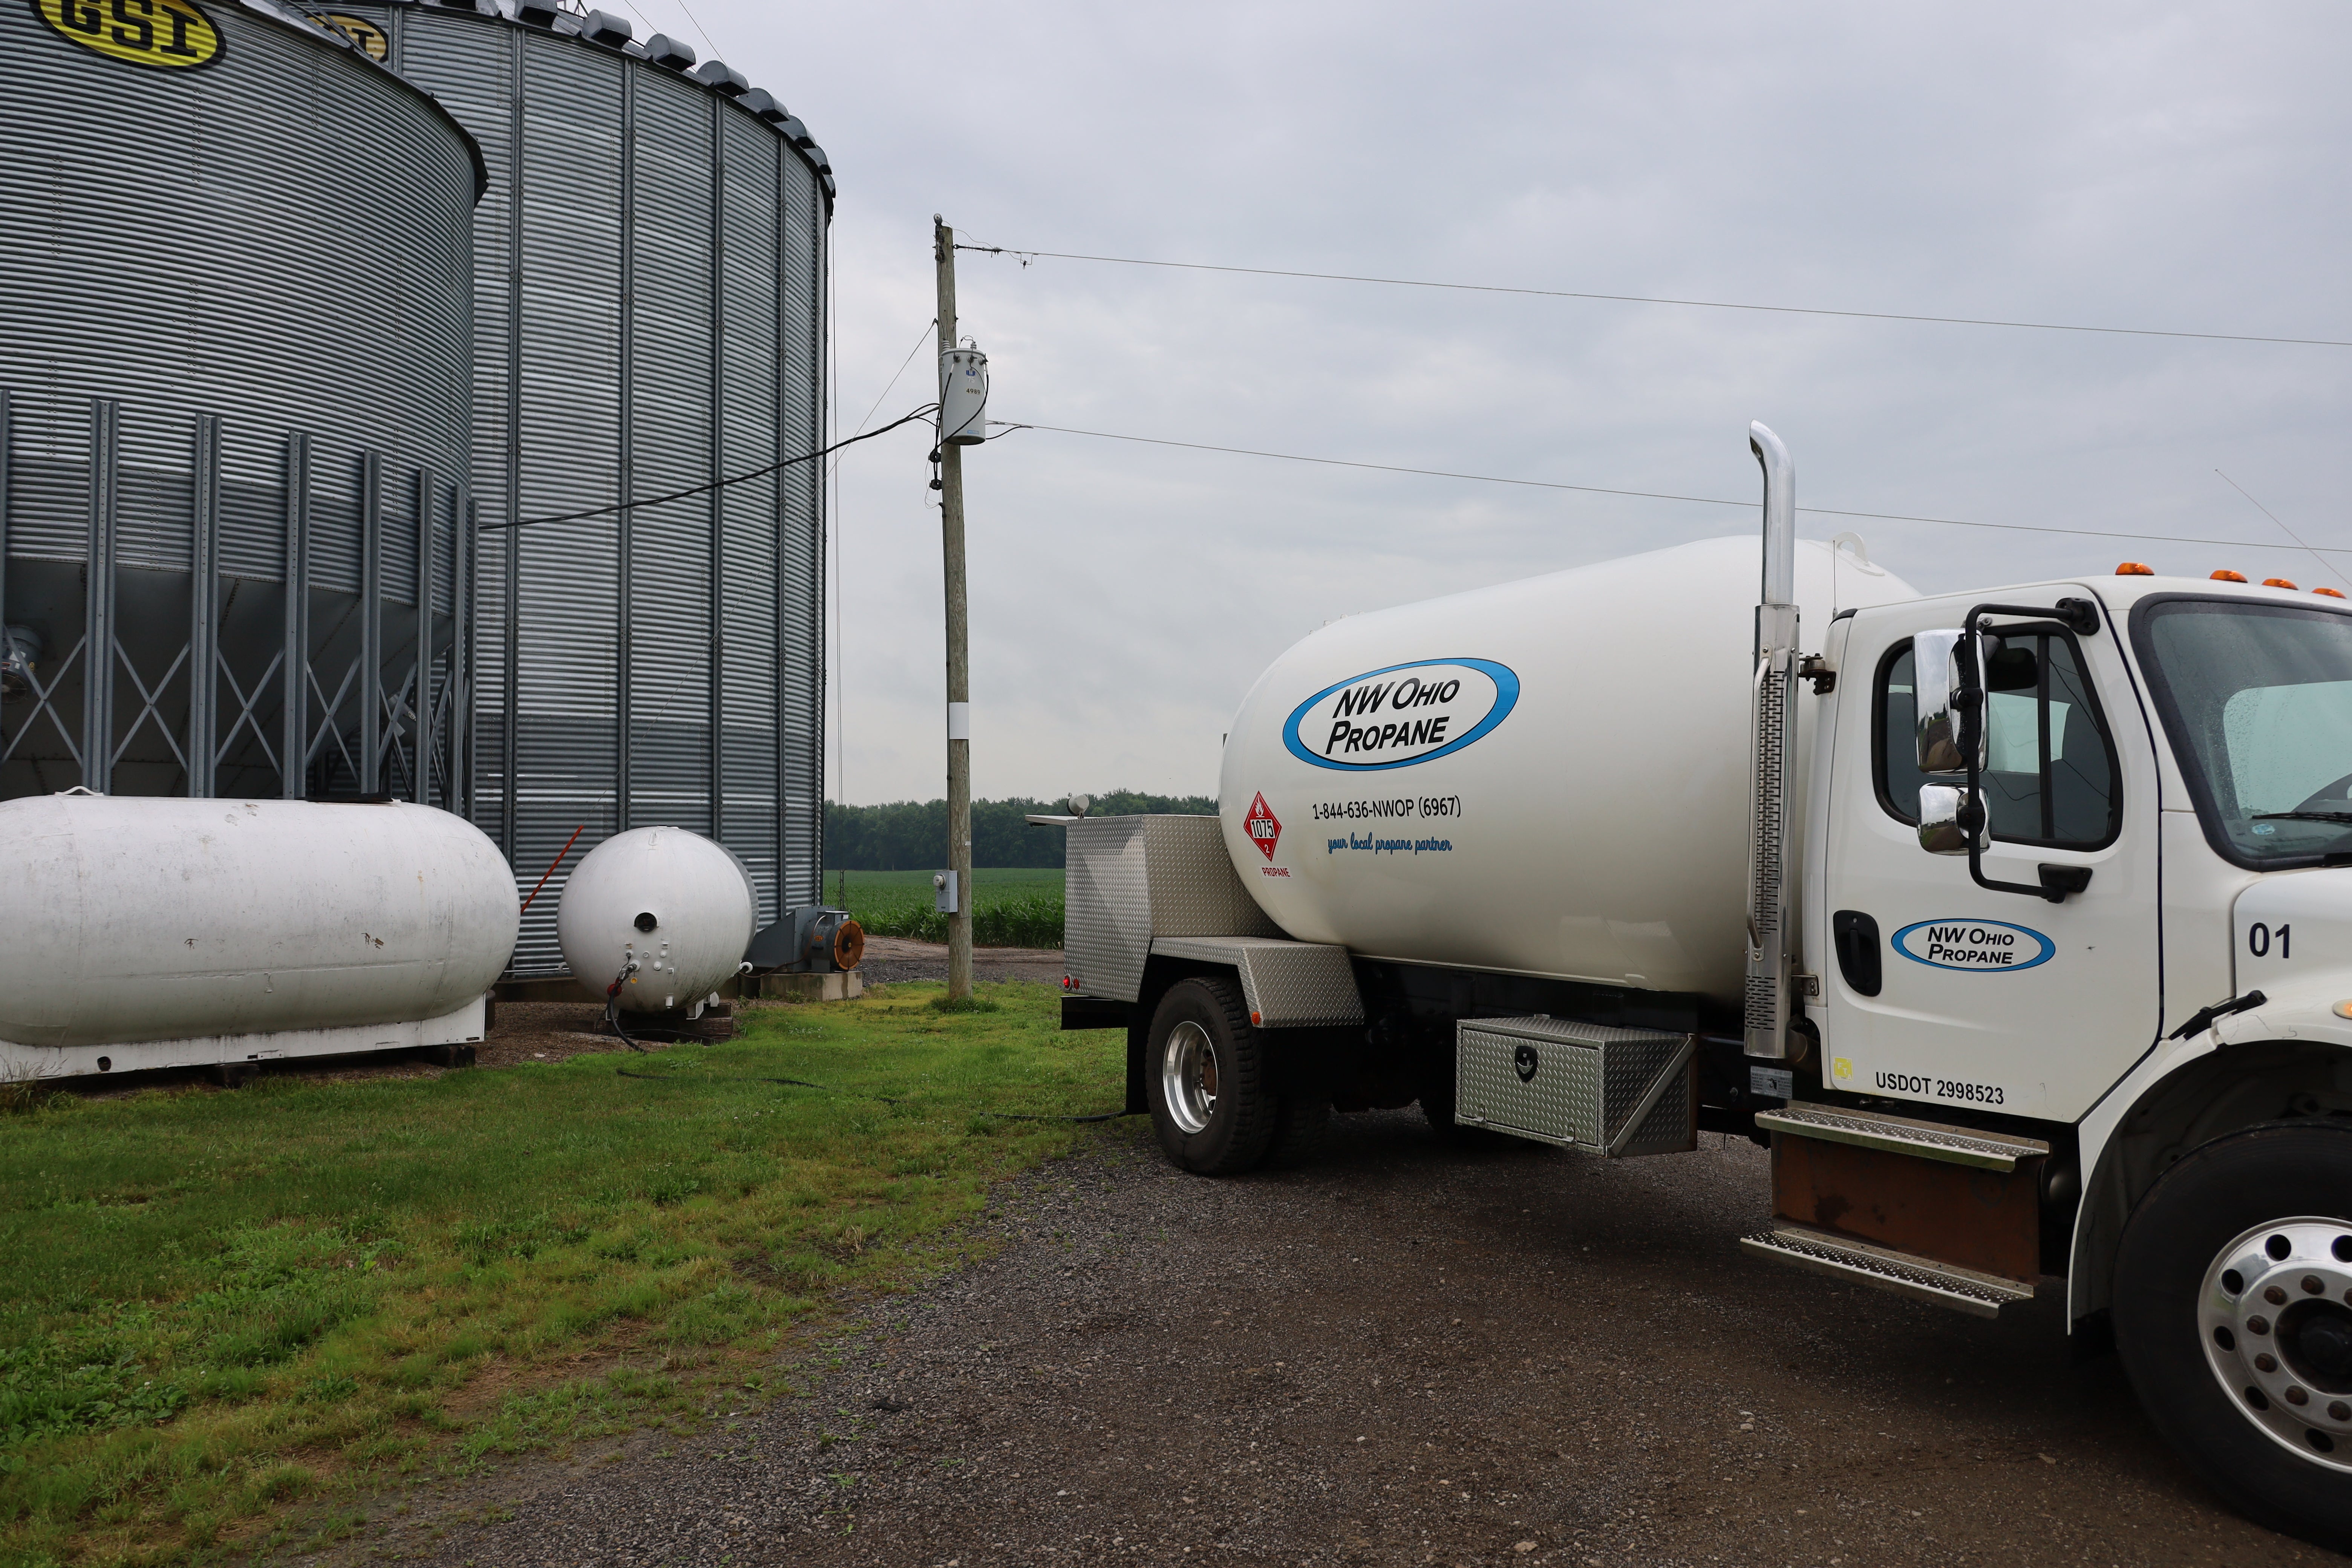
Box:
2113;1124;2352;1552
1147;977;1276;1175
1265;1095;1332;1167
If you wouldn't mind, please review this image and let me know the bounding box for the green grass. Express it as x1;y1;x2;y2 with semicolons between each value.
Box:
0;982;1115;1566
821;868;1064;948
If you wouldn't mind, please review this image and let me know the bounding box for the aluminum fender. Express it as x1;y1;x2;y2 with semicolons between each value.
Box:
1217;536;1915;997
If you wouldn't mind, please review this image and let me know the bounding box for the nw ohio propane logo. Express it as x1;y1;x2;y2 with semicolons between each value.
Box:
1892;919;2055;972
1282;658;1519;772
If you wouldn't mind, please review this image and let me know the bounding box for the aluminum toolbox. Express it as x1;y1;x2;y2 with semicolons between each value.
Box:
1454;1015;1697;1157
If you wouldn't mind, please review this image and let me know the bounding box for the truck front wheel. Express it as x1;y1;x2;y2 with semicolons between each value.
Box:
2113;1124;2352;1551
1147;977;1276;1175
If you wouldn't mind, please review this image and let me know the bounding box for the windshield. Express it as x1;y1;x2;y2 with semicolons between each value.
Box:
2135;596;2352;867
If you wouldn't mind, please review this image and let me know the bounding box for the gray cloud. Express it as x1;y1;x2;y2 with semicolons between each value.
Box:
666;0;2352;802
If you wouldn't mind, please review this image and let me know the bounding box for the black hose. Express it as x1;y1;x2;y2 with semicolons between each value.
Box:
605;959;646;1053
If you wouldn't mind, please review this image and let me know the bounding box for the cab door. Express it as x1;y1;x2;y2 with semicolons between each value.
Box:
1819;593;2162;1122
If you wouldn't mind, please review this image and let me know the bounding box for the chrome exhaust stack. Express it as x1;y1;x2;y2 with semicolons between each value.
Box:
1746;421;1799;1060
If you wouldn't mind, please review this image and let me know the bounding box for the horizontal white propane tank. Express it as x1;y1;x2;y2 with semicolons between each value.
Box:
0;794;518;1052
1217;535;1916;1003
556;827;757;1015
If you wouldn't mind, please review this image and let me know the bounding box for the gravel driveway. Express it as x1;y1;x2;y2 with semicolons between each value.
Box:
354;1112;2339;1568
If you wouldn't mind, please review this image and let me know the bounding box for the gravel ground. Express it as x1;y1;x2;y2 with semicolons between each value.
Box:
325;1110;2345;1568
857;938;1064;986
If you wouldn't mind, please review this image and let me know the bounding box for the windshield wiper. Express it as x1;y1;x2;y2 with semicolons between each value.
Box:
2251;811;2352;825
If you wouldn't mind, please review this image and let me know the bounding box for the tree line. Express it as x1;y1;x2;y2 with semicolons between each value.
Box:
825;791;1217;870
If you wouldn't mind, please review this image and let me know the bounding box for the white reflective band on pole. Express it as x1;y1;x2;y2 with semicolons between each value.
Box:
946;701;970;741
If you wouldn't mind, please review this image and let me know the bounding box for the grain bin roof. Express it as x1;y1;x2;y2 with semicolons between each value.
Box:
240;0;490;201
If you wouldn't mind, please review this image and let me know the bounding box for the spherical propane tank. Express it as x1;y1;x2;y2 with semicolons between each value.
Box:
1217;535;1916;1004
556;827;757;1015
0;795;518;1050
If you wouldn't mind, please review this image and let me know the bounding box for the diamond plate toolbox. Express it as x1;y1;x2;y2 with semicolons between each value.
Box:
1455;1015;1697;1157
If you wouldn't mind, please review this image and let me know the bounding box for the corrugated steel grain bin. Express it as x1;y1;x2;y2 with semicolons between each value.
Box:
0;0;484;807
333;0;833;975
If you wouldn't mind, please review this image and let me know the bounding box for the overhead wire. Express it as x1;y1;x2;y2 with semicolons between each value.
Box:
489;406;935;529
990;420;2352;557
955;244;2352;351
2213;470;2352;591
662;0;719;61
828;321;937;481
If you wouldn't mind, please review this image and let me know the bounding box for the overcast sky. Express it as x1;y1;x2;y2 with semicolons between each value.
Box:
634;1;2351;805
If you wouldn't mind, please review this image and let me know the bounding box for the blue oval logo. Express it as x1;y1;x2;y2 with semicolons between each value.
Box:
1891;918;2055;973
1282;658;1519;772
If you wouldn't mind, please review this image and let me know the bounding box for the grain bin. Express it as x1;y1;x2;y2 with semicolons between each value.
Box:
328;0;834;976
0;0;485;807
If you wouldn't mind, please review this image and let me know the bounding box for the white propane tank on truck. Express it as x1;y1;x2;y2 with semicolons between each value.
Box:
0;793;516;1077
1049;421;2352;1551
1217;533;1911;996
556;826;757;1017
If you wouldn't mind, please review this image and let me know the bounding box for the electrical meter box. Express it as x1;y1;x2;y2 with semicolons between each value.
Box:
1454;1015;1697;1158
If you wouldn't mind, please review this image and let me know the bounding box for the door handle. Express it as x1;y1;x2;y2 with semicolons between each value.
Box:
1832;910;1882;997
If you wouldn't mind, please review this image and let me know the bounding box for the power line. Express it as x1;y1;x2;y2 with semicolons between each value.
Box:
992;420;2352;557
829;320;936;481
957;245;2352;351
2215;470;2352;589
665;0;719;60
490;407;934;530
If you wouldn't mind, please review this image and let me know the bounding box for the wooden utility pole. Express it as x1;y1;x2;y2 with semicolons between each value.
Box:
934;216;974;1001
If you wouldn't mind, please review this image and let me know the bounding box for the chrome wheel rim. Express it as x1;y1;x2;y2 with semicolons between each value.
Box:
2197;1216;2352;1474
1162;1020;1219;1135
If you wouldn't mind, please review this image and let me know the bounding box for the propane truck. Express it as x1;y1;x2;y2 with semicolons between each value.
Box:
1043;423;2352;1548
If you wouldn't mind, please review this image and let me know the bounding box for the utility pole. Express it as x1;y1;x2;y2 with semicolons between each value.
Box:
934;215;974;1002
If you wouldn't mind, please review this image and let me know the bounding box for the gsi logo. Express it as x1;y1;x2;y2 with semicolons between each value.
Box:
1245;792;1281;861
32;0;224;69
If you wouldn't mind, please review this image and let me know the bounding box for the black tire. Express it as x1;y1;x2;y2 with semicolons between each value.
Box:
1417;1054;1461;1134
1146;977;1276;1175
1265;1095;1332;1168
2113;1123;2352;1552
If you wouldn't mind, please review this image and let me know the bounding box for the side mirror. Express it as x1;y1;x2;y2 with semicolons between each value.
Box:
1912;629;1981;773
1917;782;1985;855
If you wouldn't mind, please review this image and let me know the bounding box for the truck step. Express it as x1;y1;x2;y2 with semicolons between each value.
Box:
1740;1225;2036;1318
1754;1101;2049;1172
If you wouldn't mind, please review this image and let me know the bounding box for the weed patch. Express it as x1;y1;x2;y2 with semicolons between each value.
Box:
926;995;1002;1015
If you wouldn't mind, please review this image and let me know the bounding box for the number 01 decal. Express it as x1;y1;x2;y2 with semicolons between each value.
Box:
2248;921;2291;960
29;0;225;71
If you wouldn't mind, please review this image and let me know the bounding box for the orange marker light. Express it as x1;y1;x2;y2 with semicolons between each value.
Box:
2264;578;2299;590
2212;570;2249;583
2318;588;2346;600
2115;562;2154;576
